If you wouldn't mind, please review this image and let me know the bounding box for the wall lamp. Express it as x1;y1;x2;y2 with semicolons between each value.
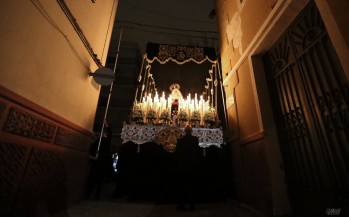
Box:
89;67;115;86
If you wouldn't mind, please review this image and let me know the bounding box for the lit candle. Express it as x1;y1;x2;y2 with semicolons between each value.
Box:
142;96;146;114
146;94;152;114
167;95;172;110
160;92;165;112
194;93;198;110
186;94;191;115
155;92;159;108
200;95;203;123
190;102;194;118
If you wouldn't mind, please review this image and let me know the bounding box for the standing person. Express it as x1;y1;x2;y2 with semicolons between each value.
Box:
85;119;112;200
175;125;201;211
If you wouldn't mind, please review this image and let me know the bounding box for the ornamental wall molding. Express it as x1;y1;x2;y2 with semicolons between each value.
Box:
4;107;56;143
0;86;94;151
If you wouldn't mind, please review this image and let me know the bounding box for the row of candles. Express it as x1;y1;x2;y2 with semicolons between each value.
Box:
138;91;212;122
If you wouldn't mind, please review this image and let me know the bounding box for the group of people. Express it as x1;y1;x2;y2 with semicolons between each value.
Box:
85;120;203;211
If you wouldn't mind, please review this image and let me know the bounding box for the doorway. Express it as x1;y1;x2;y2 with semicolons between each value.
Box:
263;2;349;216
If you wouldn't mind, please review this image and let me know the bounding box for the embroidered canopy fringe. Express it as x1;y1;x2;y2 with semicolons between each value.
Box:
145;43;217;65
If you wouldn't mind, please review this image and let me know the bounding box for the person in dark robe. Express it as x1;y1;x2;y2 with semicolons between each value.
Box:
175;125;201;211
85;120;112;200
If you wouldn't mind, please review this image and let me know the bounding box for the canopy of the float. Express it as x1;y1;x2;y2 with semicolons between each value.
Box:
142;43;218;98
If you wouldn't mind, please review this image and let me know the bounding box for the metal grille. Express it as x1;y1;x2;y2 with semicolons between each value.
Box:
263;2;349;212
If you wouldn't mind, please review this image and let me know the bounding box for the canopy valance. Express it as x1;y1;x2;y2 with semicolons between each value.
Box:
145;42;217;64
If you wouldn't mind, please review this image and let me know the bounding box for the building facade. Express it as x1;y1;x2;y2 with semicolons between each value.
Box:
0;0;117;216
216;0;349;216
